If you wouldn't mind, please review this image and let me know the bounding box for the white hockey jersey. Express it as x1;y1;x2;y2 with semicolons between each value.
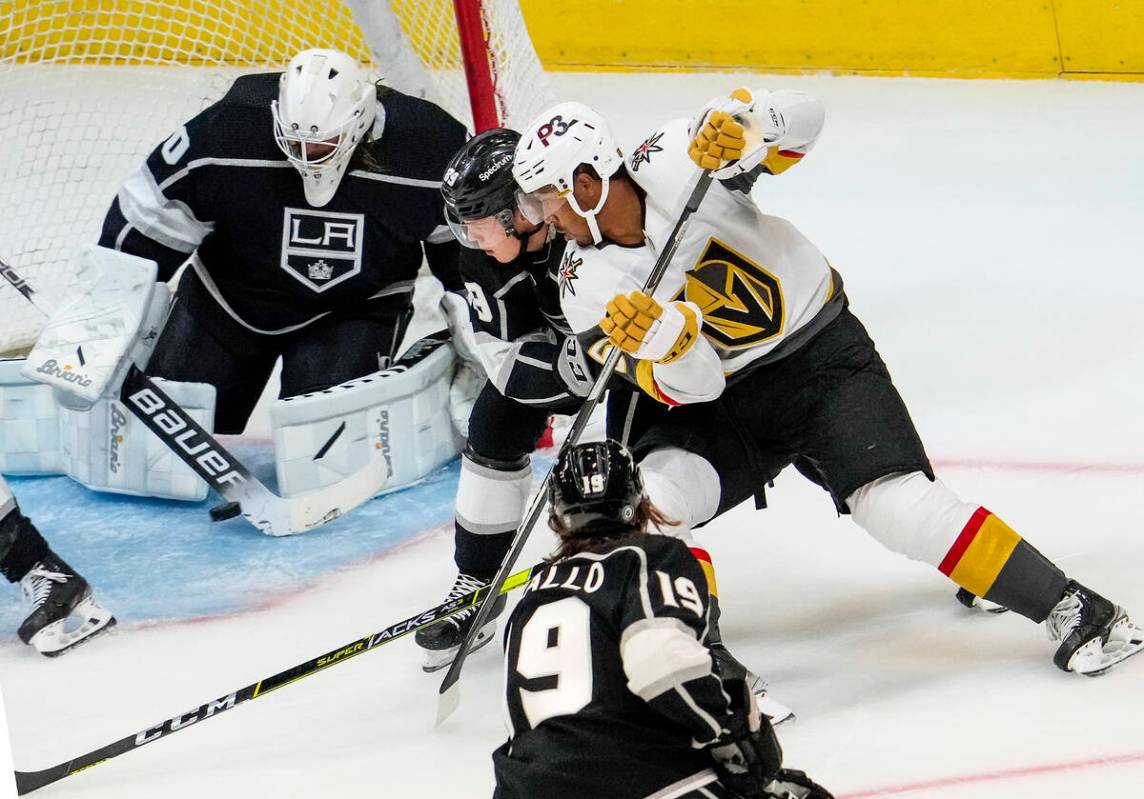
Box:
559;93;843;404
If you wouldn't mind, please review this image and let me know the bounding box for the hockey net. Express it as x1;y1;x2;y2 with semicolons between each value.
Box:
0;0;553;354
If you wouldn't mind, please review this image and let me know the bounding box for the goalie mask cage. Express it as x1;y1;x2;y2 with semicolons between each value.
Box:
0;0;553;354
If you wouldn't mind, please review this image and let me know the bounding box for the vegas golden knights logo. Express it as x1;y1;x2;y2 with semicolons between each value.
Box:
673;238;784;348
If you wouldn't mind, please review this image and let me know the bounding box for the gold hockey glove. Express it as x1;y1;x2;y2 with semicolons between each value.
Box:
689;87;753;171
600;291;700;364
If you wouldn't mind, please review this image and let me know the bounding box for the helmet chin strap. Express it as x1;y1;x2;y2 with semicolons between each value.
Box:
570;175;612;245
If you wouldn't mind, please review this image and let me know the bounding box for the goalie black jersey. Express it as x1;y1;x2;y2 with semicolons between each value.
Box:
460;234;579;405
99;73;465;334
494;534;733;799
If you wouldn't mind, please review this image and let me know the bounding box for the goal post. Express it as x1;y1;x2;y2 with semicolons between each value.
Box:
0;0;553;353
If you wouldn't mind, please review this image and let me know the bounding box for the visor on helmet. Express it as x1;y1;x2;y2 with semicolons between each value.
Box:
446;208;520;250
516;186;570;226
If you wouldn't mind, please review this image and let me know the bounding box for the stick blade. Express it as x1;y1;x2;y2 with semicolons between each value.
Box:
434;680;460;728
15;766;67;795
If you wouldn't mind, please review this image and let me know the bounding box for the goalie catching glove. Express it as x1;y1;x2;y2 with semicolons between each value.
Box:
688;87;784;180
600;291;701;364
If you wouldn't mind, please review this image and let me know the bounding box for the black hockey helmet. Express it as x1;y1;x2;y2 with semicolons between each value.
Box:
442;128;523;247
548;441;645;535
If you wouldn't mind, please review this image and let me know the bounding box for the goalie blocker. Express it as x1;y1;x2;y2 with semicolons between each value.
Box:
0;246;214;500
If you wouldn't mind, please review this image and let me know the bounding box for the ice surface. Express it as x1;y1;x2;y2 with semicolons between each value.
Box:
0;70;1142;798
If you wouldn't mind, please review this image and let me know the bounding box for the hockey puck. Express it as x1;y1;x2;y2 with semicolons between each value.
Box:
210;501;242;522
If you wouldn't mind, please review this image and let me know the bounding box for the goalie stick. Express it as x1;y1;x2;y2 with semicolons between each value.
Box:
435;170;716;725
0;254;388;536
119;364;387;535
12;561;544;795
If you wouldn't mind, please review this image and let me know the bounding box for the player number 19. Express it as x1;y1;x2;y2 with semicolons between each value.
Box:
580;474;605;494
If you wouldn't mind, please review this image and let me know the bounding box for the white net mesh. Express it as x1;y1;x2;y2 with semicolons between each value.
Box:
0;0;553;352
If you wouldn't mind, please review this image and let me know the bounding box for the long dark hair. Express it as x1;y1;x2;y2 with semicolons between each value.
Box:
547;497;678;561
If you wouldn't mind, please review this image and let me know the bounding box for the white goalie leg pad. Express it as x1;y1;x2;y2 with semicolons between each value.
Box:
272;339;461;496
639;447;722;545
846;471;979;567
0;358;63;474
60;378;216;501
22;246;159;406
455;454;532;536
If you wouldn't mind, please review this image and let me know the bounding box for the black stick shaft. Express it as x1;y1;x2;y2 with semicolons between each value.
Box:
13;563;542;795
437;171;715;706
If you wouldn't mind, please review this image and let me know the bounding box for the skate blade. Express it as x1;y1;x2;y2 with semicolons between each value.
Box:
30;598;116;657
757;691;795;726
1070;614;1144;676
420;622;497;673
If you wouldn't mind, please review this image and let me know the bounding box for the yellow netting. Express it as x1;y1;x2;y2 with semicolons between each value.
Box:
0;0;372;65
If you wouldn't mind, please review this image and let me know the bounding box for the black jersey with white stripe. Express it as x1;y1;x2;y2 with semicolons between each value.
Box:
460;235;580;405
493;534;732;799
99;73;465;334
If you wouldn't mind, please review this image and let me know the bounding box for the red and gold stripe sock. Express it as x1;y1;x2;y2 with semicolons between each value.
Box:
939;507;1067;622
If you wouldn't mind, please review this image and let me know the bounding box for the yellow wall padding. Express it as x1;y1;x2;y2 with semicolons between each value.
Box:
1054;0;1144;75
520;0;1144;80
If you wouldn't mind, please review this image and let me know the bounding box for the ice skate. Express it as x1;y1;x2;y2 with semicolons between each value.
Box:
1046;581;1144;675
711;642;795;725
955;587;1008;614
18;553;116;656
415;572;506;673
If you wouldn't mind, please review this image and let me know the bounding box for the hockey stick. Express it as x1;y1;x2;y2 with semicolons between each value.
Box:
12;561;545;795
435;170;716;724
119;364;387;535
0;254;388;536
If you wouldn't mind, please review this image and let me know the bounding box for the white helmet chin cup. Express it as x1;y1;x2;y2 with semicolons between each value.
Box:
513;102;623;243
273;48;378;207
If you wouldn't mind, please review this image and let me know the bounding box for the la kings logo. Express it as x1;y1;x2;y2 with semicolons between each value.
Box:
280;208;365;292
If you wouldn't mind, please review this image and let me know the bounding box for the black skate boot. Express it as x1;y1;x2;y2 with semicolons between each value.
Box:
18;552;115;657
1046;581;1143;675
415;572;507;673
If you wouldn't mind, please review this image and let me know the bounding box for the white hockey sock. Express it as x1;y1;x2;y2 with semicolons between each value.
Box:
639;447;721;545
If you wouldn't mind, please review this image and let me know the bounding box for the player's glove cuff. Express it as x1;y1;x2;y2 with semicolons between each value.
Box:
600;292;701;364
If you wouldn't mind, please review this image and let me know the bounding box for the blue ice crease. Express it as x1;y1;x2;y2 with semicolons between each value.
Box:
0;442;488;628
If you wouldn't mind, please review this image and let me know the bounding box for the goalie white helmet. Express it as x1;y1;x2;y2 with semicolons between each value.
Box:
272;48;378;208
513;102;624;245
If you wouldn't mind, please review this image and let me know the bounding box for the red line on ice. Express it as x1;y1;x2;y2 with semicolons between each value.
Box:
838;750;1144;798
931;457;1144;474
